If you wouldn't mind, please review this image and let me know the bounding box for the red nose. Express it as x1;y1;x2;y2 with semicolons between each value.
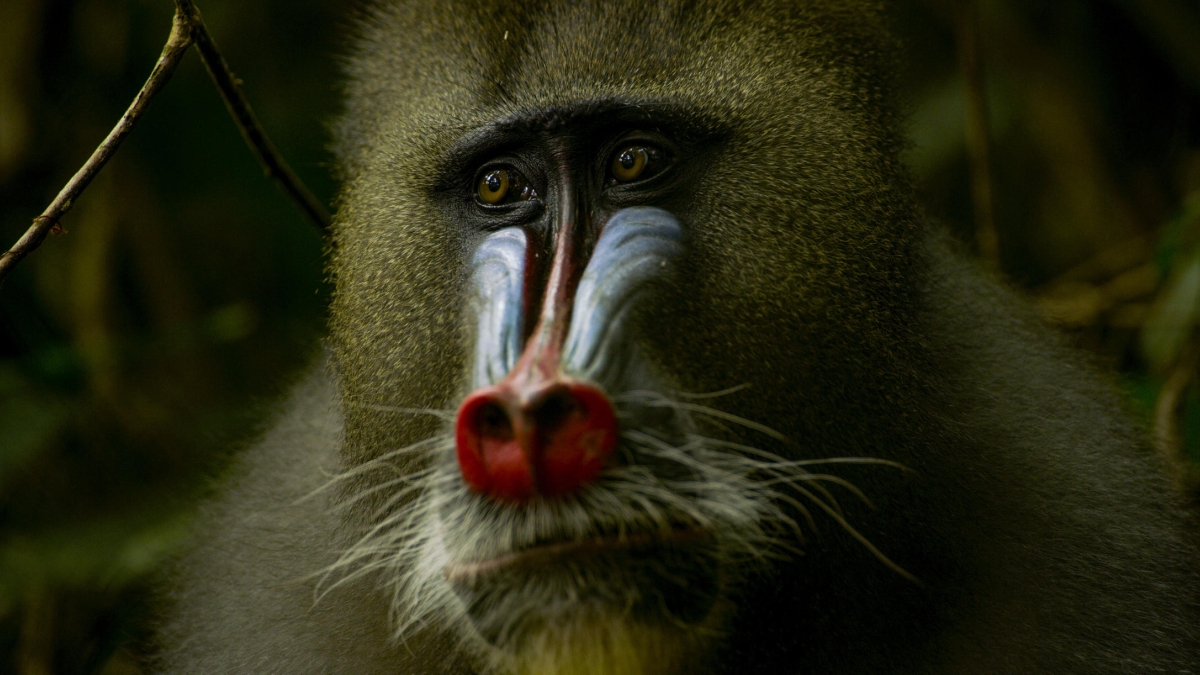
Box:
455;380;618;502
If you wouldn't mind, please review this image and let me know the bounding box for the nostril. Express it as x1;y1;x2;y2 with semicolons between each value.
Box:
533;383;618;497
477;401;514;440
455;389;532;500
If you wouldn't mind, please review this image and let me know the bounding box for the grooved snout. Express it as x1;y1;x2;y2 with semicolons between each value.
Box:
456;207;680;502
455;380;618;502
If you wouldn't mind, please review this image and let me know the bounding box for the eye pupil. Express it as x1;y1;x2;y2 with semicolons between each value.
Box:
478;169;510;204
611;145;650;182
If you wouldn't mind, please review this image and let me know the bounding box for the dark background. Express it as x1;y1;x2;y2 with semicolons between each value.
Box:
0;0;1198;672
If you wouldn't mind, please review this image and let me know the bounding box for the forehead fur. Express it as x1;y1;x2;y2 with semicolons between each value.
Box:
331;0;899;177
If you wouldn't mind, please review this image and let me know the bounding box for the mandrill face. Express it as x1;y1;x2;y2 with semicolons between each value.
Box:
327;1;921;674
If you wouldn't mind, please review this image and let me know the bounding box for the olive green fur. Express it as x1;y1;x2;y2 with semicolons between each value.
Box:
153;1;1200;672
330;0;915;473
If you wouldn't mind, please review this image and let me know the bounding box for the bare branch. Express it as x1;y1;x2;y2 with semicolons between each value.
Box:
0;9;193;285
0;0;332;288
955;0;1001;273
176;0;332;232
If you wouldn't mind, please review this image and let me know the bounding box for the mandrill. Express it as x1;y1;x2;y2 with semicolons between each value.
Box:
153;1;1200;673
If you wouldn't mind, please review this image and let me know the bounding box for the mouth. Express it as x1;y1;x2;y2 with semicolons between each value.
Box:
443;526;712;584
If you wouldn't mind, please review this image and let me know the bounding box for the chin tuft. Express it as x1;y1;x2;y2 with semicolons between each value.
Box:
494;616;696;675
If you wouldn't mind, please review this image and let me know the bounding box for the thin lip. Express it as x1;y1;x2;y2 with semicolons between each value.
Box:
443;527;710;584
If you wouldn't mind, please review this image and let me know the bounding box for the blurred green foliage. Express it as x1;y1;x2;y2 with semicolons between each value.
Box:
0;0;1198;672
1;0;336;670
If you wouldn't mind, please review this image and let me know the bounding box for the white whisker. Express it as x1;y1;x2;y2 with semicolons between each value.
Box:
312;390;913;644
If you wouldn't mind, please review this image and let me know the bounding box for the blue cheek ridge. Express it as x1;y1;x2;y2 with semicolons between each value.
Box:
467;227;528;388
465;207;683;389
564;206;685;381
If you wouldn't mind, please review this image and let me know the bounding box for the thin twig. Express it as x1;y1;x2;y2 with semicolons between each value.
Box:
955;0;1001;272
0;9;193;284
0;0;331;287
176;0;331;232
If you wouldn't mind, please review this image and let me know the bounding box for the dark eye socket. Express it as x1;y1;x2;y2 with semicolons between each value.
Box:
609;144;667;185
476;167;538;206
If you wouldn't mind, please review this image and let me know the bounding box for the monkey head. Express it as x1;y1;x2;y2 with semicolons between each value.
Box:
327;2;922;674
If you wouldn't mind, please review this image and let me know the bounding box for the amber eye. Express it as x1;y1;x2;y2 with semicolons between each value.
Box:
478;170;509;204
612;146;648;182
476;168;537;206
609;144;666;185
